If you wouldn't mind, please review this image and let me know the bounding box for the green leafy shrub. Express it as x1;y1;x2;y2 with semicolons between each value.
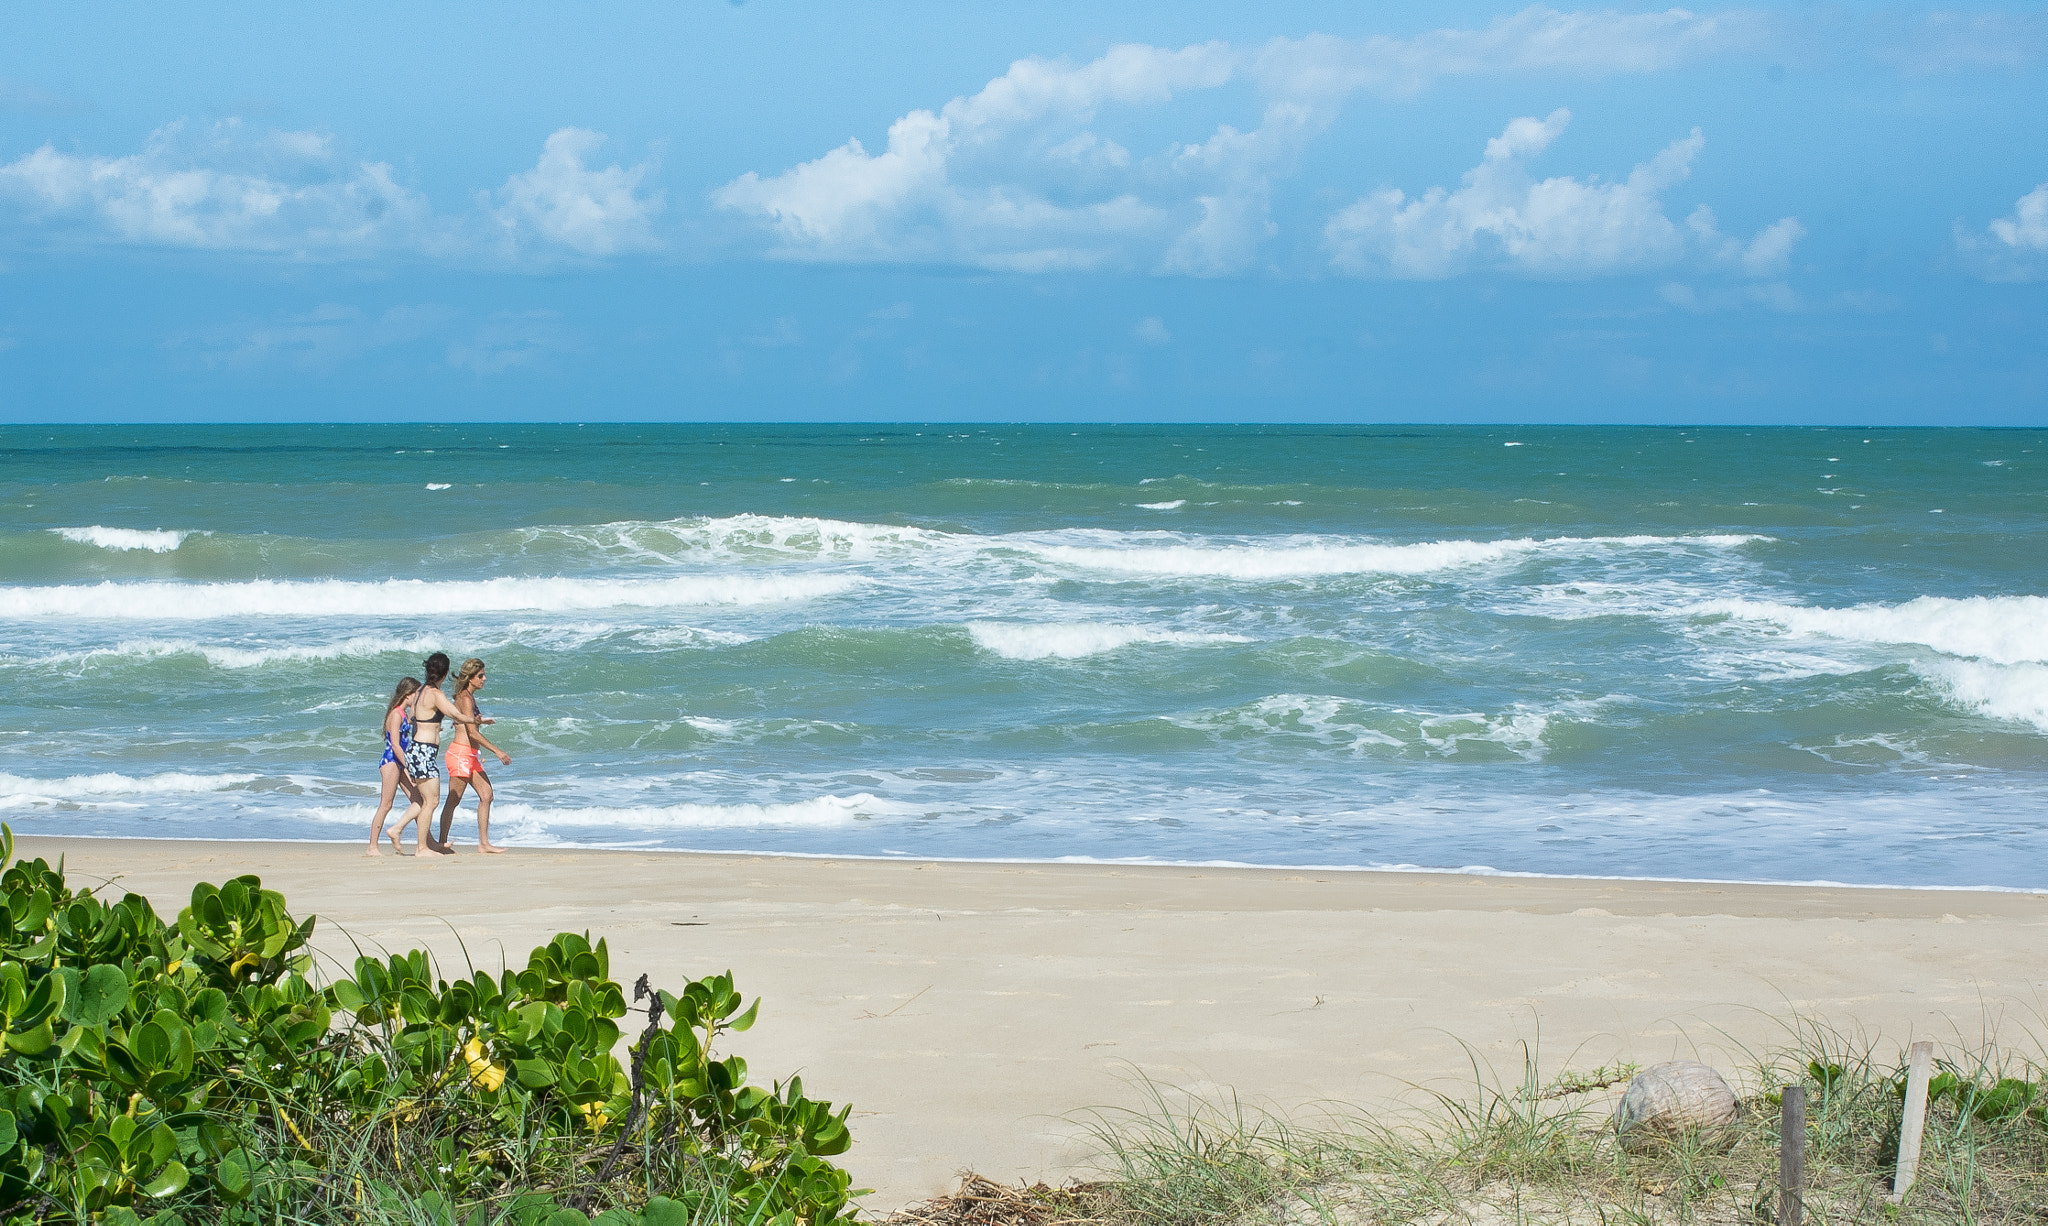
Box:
0;826;860;1224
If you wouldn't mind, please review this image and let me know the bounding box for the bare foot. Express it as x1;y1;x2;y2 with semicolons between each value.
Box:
434;842;456;856
479;843;505;855
387;831;406;855
365;846;383;857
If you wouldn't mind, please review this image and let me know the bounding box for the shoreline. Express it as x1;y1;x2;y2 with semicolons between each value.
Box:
18;834;2047;1209
16;830;2047;896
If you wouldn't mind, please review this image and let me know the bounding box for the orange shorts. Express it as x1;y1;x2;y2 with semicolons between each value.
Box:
446;742;482;779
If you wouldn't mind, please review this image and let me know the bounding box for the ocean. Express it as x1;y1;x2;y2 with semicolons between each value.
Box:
0;423;2042;888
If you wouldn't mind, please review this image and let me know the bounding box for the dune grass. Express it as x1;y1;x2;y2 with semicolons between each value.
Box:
892;1014;2048;1226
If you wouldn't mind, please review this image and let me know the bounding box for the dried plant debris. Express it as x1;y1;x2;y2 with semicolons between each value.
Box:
882;1175;1109;1226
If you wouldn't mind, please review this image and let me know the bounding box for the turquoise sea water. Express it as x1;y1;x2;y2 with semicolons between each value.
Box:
0;423;2042;887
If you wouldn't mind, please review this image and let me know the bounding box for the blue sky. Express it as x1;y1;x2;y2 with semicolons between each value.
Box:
1;2;2045;423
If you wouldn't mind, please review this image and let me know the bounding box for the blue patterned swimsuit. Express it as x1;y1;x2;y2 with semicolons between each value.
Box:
380;713;413;768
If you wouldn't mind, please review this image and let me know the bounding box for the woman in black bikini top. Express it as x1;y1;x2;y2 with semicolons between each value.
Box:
403;652;492;856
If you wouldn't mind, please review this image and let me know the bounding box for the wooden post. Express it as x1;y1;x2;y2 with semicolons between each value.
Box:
1891;1040;1935;1203
1780;1084;1805;1226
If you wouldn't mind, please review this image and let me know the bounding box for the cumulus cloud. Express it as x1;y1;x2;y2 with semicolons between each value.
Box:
488;128;663;256
714;42;1232;272
0;119;437;256
0;120;661;264
716;8;1760;276
1957;182;2048;280
1322;109;1800;280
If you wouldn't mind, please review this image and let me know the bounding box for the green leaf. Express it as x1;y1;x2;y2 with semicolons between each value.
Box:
68;962;132;1027
641;1197;691;1226
729;997;761;1032
141;1158;190;1197
5;1017;54;1056
0;1108;16;1151
514;1058;559;1089
214;1148;253;1201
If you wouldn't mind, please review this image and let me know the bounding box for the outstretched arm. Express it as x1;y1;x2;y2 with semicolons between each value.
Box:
460;695;511;764
431;688;493;727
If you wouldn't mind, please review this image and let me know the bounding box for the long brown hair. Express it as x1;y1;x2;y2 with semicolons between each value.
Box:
423;652;450;687
386;677;421;714
453;657;486;693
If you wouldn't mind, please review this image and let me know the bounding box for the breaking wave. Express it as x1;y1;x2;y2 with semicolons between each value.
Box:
0;573;857;620
1023;533;1766;581
0;771;260;807
52;526;202;553
966;622;1252;660
1692;595;2048;665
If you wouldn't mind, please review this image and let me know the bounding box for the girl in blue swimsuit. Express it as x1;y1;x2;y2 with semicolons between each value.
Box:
367;677;423;855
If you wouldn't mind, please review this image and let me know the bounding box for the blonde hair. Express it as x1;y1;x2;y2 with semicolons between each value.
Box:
453;658;486;692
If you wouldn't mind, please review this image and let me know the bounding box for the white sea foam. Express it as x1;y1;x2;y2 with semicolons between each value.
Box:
1918;659;2048;732
1692;595;2048;665
1026;533;1765;581
0;573;858;620
1168;694;1565;761
526;514;948;565
303;793;884;836
1136;500;1187;511
631;626;755;649
0;771;259;807
966;622;1252;660
52;526;201;553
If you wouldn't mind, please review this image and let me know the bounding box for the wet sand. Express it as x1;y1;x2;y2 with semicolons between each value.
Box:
19;836;2047;1210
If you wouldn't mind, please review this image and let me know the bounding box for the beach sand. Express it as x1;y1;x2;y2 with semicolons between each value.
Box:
19;836;2046;1210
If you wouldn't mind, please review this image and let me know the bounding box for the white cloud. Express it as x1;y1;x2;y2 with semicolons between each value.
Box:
1133;316;1171;344
1323;109;1801;281
1988;185;2048;250
1253;7;1769;102
0;120;661;264
1949;181;2048;282
714;42;1231;272
717;9;1766;277
489;128;663;256
1686;205;1804;275
0;119;436;256
1957;182;2048;281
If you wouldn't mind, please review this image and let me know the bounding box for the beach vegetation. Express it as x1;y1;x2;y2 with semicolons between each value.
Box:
894;1022;2047;1226
0;826;859;1225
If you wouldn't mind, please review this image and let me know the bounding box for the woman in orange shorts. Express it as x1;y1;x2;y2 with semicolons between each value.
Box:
437;657;512;854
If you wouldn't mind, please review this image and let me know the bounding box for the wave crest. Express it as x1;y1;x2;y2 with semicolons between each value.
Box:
967;622;1251;660
1694;595;2048;665
0;574;857;620
52;527;201;553
1025;533;1766;581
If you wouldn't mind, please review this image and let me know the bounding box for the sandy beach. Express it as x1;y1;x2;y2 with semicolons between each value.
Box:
17;836;2047;1210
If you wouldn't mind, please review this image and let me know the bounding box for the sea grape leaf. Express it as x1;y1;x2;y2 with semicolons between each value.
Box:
69;963;131;1027
141;1159;190;1198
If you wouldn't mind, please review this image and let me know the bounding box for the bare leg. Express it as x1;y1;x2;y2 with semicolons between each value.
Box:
473;771;503;853
413;777;443;856
390;776;423;853
367;761;402;856
439;775;468;850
